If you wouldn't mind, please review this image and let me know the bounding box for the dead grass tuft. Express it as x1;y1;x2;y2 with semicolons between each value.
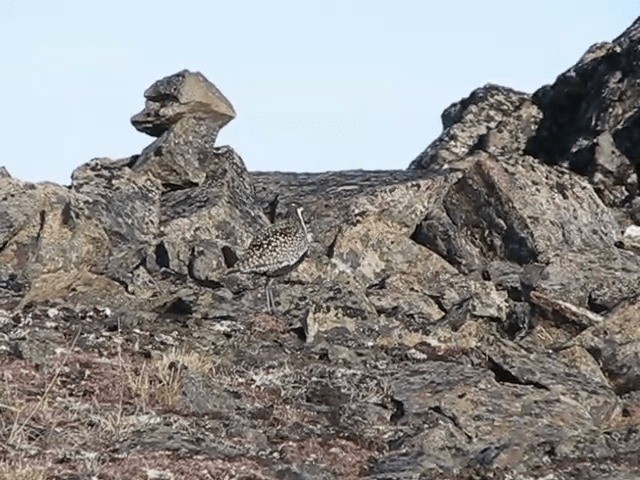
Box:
0;461;47;480
0;317;380;479
2;330;81;450
0;336;223;474
124;346;215;411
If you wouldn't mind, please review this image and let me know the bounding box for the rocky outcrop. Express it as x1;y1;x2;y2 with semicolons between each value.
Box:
408;84;542;173
1;18;640;480
526;38;640;217
410;20;640;228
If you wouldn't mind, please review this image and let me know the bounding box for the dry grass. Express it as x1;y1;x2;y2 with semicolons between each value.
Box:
124;346;215;411
0;462;47;480
73;452;274;480
0;336;222;475
0;306;384;479
1;329;81;452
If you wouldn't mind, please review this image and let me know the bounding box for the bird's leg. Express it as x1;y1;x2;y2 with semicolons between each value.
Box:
265;277;274;314
265;279;271;313
270;280;277;314
269;287;275;314
270;279;278;314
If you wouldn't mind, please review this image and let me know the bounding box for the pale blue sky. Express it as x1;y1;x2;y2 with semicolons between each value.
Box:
0;1;636;184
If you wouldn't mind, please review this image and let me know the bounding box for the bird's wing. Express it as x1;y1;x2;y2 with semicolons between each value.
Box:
246;222;291;250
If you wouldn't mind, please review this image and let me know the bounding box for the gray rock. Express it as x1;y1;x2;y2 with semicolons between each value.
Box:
70;157;162;285
567;295;640;395
131;69;236;137
131;116;219;188
155;146;266;277
411;151;619;273
408;84;542;171
526;19;640;222
0;264;28;309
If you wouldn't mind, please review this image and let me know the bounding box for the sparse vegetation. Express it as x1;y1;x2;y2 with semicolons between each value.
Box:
0;305;379;479
0;462;47;480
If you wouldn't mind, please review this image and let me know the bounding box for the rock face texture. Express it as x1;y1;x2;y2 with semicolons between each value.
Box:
2;19;640;480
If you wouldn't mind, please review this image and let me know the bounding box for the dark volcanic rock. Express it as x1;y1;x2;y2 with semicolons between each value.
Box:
566;295;640;396
131;69;236;137
2;18;640;480
70;156;162;286
409;84;542;172
0;264;28;309
525;19;640;222
411;151;619;273
154;146;265;277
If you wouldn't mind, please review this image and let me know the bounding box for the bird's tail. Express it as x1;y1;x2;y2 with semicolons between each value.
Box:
221;245;239;271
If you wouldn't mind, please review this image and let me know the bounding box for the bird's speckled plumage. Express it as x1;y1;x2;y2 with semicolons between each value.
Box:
233;219;309;276
228;203;311;313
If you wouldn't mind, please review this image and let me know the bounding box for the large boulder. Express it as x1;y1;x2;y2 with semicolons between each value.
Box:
130;70;237;189
0;70;259;307
130;69;236;137
525;19;640;223
153;146;267;279
408;84;542;171
412;151;620;273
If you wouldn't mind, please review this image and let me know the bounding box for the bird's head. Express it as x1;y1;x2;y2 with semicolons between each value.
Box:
286;201;304;218
286;201;309;238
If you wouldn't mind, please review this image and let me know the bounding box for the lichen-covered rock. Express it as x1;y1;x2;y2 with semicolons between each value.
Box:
0;264;27;309
132;116;219;188
0;175;76;278
526;19;640;222
566;295;640;396
69;157;162;285
408;84;542;171
534;248;640;310
131;69;236;137
411;151;620;272
376;346;619;475
152;146;266;278
129;70;237;188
